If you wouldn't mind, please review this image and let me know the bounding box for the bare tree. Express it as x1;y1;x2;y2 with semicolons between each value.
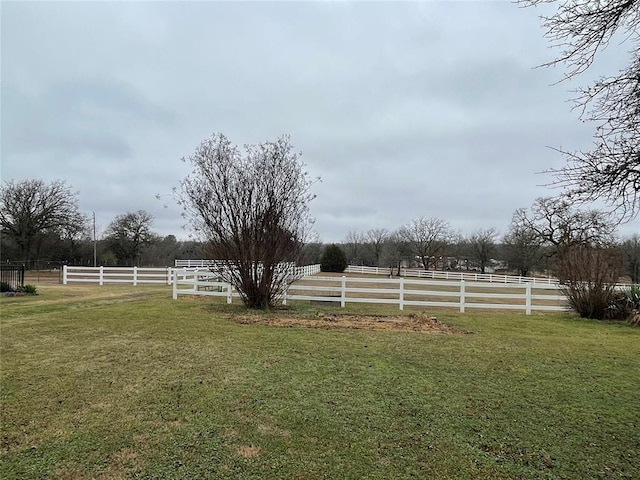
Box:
143;234;182;267
522;0;640;218
105;210;156;266
511;197;621;289
343;230;365;265
178;133;316;309
620;234;640;283
401;217;455;270
503;210;544;276
0;179;87;266
516;197;617;250
300;240;323;266
365;228;389;267
381;230;412;276
467;228;498;274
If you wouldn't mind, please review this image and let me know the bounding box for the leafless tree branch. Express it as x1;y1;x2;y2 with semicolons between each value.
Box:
178;133;316;309
522;0;640;218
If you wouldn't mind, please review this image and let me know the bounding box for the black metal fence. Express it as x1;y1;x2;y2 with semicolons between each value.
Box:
1;264;25;290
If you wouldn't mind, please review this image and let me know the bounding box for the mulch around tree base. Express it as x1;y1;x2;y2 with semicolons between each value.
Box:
231;312;467;334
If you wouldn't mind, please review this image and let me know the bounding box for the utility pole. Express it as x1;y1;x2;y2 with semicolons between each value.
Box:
93;212;97;267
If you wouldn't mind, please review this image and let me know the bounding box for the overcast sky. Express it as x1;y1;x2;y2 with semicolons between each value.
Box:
2;1;638;242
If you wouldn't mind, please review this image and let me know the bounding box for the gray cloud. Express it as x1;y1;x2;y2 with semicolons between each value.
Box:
1;1;637;242
4;79;174;158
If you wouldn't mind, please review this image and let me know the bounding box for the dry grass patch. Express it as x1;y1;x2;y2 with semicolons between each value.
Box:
236;445;261;458
231;311;465;333
258;424;291;438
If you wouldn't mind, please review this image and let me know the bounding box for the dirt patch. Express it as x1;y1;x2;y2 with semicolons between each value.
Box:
237;444;261;458
232;312;465;334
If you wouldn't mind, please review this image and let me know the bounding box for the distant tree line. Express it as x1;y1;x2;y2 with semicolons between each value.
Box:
0;179;205;269
308;202;639;284
1;179;638;284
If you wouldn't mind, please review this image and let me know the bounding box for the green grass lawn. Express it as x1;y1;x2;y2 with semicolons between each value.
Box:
1;285;638;479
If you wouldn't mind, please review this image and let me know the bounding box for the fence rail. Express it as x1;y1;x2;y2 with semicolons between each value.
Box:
63;264;322;286
173;272;568;314
174;260;224;268
345;265;560;286
176;261;560;286
63;266;173;285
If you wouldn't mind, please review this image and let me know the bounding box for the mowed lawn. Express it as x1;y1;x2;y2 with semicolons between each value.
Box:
1;285;639;479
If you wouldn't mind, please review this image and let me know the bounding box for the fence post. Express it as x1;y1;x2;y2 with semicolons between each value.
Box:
99;266;104;286
341;276;346;308
133;266;138;286
283;283;288;306
460;280;466;313
227;283;232;304
63;265;68;285
399;277;404;311
525;283;532;315
172;270;178;300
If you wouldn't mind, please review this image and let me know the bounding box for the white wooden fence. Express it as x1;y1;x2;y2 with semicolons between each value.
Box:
63;264;322;286
176;261;560;286
346;265;560;286
63;266;174;285
173;272;568;315
174;259;221;268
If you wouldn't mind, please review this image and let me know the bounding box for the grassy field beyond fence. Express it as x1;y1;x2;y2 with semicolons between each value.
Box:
1;285;639;479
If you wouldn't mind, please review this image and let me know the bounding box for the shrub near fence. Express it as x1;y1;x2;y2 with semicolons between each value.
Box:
173;272;568;315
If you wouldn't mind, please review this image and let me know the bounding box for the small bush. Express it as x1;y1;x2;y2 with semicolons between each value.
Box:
0;281;12;293
17;284;38;295
564;282;619;320
320;244;348;272
623;284;640;309
585;285;640;324
605;292;633;320
607;285;640;326
557;245;623;320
